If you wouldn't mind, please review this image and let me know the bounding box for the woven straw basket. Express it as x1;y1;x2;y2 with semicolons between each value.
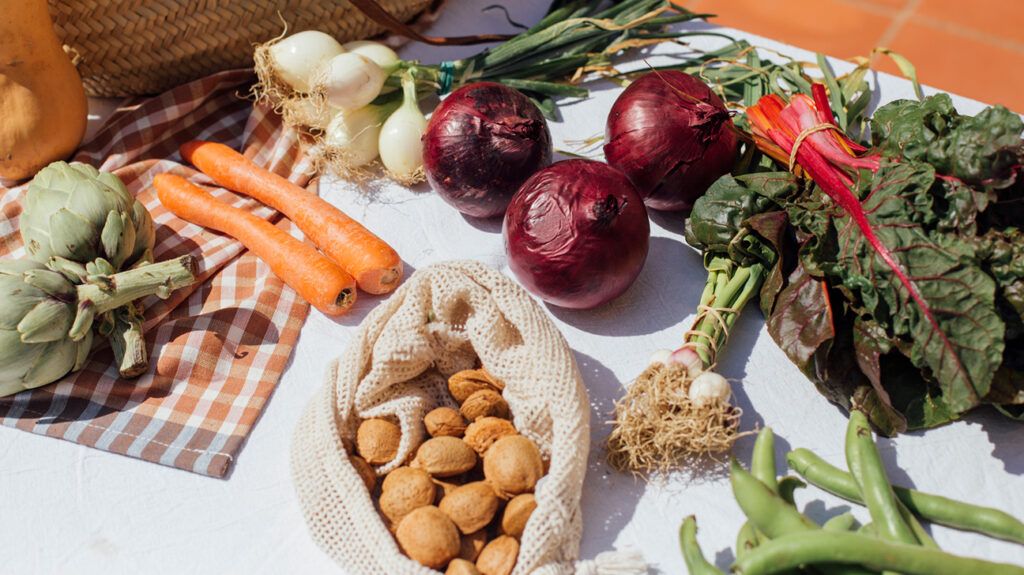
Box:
49;0;435;97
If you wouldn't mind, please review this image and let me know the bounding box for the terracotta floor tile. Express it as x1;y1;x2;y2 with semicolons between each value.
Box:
679;0;895;59
877;20;1024;111
915;0;1024;47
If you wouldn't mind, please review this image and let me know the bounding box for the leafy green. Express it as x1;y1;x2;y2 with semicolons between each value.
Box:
745;95;1024;432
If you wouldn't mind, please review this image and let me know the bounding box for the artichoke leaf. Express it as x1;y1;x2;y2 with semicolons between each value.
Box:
23;268;75;299
49;208;100;262
130;200;155;266
17;300;73;343
0;329;46;382
100;209;127;268
0;277;48;330
21;337;80;388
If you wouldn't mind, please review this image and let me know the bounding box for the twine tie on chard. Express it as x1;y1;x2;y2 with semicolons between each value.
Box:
788;122;843;172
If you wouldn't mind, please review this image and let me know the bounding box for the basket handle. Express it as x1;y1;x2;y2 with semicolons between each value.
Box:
349;0;515;45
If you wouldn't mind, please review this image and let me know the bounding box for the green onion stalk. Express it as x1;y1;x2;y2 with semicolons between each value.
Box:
606;246;767;475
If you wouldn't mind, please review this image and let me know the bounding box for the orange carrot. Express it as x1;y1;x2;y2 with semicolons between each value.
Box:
180;140;403;294
154;174;356;316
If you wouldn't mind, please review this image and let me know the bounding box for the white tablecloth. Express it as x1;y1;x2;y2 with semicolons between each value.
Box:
3;2;1022;572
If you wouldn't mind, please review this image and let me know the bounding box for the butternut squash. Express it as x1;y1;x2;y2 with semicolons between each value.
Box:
0;0;87;181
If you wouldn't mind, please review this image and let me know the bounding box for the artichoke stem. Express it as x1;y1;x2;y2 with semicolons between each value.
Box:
109;306;148;378
76;254;198;316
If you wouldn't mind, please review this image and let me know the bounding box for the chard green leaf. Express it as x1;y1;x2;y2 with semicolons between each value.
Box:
871;95;1024;190
830;162;1005;414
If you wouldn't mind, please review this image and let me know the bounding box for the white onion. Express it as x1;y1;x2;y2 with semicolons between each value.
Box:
289;98;338;130
324;105;389;167
688;372;731;407
379;101;426;178
269;31;345;93
319;52;386;111
342;40;400;69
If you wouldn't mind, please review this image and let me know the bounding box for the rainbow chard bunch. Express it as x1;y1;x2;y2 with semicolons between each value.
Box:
744;85;1024;433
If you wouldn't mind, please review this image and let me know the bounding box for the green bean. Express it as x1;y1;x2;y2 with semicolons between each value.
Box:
680;516;725;575
732;460;875;575
752;427;779;493
732;531;1024;575
899;502;938;550
778;476;806;506
845;411;917;546
824;513;859;532
787;449;1024;544
736;521;761;559
731;458;818;537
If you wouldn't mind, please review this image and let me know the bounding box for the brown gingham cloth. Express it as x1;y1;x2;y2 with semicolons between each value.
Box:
0;70;314;478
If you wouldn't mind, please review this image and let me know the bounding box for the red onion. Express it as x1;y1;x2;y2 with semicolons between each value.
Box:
604;71;738;212
503;159;650;309
423;82;552;218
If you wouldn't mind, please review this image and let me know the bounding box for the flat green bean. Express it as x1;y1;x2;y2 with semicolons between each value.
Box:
736;521;761;559
845;411;917;546
824;513;859;532
777;476;806;506
787;448;1024;544
731;458;818;537
752;427;779;493
680;516;725;575
733;531;1024;575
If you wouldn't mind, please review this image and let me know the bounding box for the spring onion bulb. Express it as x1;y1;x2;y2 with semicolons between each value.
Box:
324;103;396;167
688;371;731;407
318;52;386;111
342;41;400;69
378;74;427;179
268;31;345;93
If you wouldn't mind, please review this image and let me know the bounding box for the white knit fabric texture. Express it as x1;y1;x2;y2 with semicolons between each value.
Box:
291;260;591;574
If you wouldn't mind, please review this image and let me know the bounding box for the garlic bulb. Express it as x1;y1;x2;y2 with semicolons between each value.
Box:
688;372;731;407
319;52;386;111
342;40;400;69
269;31;345;93
378;74;426;179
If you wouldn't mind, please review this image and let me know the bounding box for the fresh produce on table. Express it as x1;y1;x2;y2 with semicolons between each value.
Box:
503;159;650;309
680;423;1024;574
0;0;87;180
252;0;707;187
349;367;545;574
20;161;157;376
423;82;552;218
154;174;357;316
604;70;739;212
179;140;403;295
0;256;197;397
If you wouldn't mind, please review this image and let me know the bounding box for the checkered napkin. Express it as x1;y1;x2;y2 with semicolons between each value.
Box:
0;70;315;478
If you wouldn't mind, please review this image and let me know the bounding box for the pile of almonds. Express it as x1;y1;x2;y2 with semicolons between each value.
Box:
349;368;545;575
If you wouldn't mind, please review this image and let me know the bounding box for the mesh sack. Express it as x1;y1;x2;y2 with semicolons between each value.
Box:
291;260;595;574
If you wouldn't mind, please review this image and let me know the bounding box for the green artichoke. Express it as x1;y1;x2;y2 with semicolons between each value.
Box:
0;255;197;397
20;161;155;270
0;260;93;397
20;161;160;377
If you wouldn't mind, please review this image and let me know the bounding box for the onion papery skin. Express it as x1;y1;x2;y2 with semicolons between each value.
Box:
503;159;650;309
604;71;738;212
423;82;553;218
